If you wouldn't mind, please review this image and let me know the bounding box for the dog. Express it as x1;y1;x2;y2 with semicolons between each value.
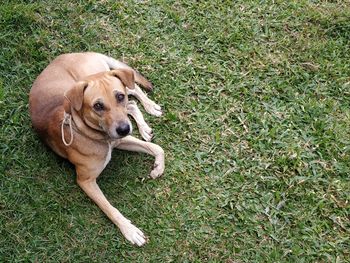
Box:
29;52;165;246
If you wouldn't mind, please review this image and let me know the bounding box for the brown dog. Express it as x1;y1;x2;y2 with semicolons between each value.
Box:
29;52;165;246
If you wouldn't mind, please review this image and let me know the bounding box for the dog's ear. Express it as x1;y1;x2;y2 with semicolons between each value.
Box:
63;81;89;113
108;69;135;89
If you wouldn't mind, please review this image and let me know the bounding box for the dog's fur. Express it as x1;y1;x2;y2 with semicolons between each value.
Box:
29;52;165;246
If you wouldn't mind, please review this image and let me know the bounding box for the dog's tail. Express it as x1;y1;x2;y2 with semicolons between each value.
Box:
96;53;153;91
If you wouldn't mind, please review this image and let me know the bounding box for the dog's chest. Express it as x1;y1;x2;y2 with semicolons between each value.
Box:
103;142;112;168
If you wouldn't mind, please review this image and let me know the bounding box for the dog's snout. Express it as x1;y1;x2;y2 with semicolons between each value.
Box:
116;122;130;137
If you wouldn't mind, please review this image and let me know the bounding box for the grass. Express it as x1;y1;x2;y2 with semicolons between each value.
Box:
1;0;350;262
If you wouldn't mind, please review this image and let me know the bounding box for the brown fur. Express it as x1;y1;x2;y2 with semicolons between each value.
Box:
29;52;165;246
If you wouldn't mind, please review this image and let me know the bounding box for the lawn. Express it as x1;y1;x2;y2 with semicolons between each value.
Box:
0;0;349;262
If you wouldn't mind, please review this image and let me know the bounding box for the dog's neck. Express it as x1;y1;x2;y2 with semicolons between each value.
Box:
69;109;107;141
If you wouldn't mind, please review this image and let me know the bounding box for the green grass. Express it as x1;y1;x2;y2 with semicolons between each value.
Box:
1;0;350;262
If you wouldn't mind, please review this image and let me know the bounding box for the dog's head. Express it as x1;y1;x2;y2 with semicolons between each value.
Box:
64;69;134;139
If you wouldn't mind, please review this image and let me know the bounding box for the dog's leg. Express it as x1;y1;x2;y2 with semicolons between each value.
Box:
76;166;147;246
127;85;162;117
115;136;165;179
127;101;153;142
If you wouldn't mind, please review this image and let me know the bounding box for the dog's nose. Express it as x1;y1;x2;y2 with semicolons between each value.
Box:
116;122;130;137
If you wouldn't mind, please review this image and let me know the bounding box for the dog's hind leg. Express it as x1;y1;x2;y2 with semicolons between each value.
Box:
127;84;162;117
127;100;153;141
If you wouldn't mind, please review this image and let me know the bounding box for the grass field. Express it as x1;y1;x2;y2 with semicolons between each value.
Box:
1;0;350;262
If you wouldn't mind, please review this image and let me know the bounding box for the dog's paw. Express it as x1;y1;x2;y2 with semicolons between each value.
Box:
139;124;153;142
149;151;165;179
144;101;162;117
119;221;147;247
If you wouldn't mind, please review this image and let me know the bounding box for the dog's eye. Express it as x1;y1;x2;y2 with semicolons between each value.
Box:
93;102;104;111
116;93;125;102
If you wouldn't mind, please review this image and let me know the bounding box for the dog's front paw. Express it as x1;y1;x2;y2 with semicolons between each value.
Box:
149;149;165;179
150;165;164;179
139;124;153;142
144;101;162;117
119;221;147;247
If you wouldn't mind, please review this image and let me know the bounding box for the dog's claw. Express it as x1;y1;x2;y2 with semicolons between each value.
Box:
142;132;153;142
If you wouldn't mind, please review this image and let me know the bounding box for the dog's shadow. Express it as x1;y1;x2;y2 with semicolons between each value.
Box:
100;149;153;189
